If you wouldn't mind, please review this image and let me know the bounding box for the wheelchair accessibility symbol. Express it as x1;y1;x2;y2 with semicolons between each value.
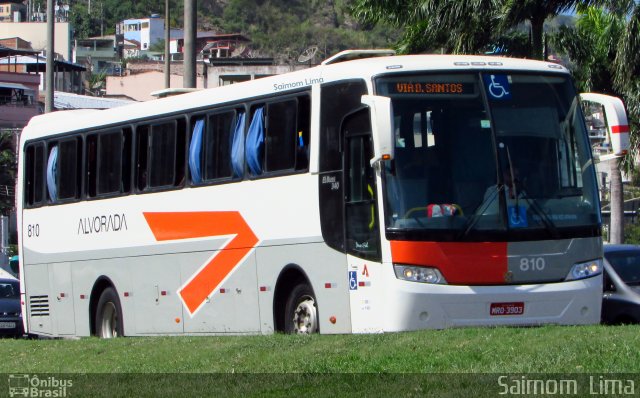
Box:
484;74;512;100
508;205;528;228
349;271;358;290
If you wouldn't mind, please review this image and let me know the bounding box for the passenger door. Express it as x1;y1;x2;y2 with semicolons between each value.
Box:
343;108;385;333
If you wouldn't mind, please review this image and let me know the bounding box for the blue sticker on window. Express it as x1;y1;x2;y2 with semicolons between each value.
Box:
508;205;528;228
483;74;512;100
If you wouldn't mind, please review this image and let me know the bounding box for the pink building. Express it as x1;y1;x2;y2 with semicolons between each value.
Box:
0;46;40;129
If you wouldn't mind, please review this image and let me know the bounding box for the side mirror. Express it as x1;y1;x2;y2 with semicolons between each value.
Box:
361;95;394;166
9;256;19;276
580;93;630;159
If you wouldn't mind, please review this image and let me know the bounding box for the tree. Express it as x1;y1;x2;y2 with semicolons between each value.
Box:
214;0;397;60
550;7;625;242
611;1;640;243
351;0;501;54
613;2;640;134
551;7;623;94
0;131;17;215
351;0;603;58
552;4;639;243
499;0;602;59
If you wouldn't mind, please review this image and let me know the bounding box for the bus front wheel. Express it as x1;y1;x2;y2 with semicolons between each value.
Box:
284;283;318;334
95;287;124;338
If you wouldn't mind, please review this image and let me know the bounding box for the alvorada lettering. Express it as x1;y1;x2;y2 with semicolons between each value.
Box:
78;214;128;235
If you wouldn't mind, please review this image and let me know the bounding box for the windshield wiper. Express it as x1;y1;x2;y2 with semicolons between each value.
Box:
504;146;559;238
459;185;560;239
458;184;504;238
518;189;560;238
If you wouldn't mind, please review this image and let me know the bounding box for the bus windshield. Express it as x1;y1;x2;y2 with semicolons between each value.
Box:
376;72;599;241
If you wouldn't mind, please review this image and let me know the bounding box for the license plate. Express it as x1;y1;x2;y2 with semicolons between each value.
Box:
0;321;16;329
490;302;524;316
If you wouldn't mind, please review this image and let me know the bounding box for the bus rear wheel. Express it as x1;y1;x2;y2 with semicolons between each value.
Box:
95;287;123;338
284;283;318;334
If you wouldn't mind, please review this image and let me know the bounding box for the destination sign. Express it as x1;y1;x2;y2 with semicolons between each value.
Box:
387;82;476;95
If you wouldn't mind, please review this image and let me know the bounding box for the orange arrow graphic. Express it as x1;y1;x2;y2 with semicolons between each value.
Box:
143;211;259;315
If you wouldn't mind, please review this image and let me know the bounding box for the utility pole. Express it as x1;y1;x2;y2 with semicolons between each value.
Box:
164;0;170;88
183;0;196;88
45;0;54;113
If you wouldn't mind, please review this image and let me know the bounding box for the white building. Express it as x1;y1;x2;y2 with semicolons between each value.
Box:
118;15;166;51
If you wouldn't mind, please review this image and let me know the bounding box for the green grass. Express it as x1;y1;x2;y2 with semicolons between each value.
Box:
1;325;638;396
1;325;639;373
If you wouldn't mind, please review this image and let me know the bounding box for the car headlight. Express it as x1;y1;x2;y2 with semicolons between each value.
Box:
394;264;447;284
566;259;602;281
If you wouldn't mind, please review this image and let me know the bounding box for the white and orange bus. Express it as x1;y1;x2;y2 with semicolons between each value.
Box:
17;50;630;337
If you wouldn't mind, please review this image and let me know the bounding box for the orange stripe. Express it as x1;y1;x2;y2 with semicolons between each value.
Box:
144;211;259;314
390;241;507;284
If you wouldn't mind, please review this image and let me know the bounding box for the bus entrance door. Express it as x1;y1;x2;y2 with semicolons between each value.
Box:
343;107;385;333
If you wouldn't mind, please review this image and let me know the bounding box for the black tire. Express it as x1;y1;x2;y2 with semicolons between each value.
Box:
284;283;319;334
95;287;124;338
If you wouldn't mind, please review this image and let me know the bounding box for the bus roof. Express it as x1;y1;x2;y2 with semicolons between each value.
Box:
21;53;569;143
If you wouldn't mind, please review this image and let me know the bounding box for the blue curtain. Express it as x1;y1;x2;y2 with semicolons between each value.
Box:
245;107;264;175
188;118;205;184
46;145;58;201
231;112;246;178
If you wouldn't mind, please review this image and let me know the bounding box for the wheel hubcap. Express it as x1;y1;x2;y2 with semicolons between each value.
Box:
100;302;119;338
292;295;318;334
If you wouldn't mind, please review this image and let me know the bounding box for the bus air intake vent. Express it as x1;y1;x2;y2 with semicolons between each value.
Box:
29;295;50;317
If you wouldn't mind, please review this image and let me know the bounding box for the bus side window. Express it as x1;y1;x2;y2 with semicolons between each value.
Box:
24;143;45;207
231;111;246;178
265;99;297;172
247;94;311;176
137;119;186;190
189;110;237;184
121;127;133;193
189;117;205;184
295;95;311;171
86;134;98;197
136;125;149;191
57;137;82;201
97;131;124;195
46;144;58;202
174;118;187;186
205;111;236;180
246;106;265;176
149;121;178;187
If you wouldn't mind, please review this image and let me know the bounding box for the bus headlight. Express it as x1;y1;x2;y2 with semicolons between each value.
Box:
394;264;447;284
566;259;602;281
